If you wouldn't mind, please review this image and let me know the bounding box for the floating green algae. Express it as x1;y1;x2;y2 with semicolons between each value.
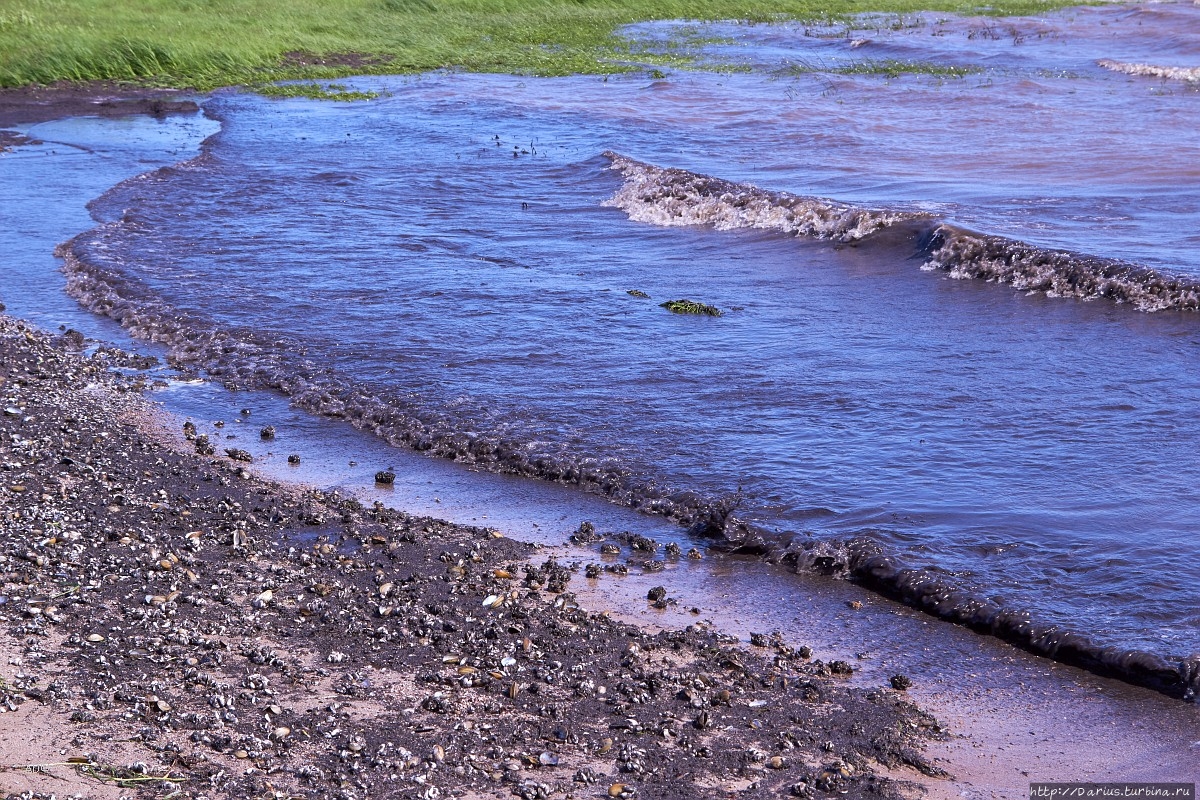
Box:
659;298;722;316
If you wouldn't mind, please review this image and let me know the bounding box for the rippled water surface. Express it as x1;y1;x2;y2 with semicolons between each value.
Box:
60;3;1200;658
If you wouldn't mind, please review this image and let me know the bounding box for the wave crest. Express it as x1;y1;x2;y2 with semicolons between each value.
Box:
602;151;923;242
1098;59;1200;83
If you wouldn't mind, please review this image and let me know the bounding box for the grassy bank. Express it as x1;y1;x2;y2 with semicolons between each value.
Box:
1;0;1078;89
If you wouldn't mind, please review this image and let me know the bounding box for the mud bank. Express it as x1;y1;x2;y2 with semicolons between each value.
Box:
0;83;199;129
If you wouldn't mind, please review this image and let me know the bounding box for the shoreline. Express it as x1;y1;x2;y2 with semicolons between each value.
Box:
0;312;944;799
45;109;1200;700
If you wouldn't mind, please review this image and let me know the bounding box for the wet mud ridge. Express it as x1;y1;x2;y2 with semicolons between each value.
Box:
0;315;942;799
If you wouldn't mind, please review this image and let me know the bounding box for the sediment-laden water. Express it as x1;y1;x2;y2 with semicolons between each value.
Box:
43;4;1200;688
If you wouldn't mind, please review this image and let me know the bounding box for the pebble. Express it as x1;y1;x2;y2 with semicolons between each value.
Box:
0;316;940;800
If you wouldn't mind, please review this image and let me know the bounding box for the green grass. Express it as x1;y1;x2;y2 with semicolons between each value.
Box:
0;0;1083;90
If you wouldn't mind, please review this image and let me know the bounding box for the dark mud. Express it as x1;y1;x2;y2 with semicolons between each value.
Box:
0;83;199;128
0;314;942;799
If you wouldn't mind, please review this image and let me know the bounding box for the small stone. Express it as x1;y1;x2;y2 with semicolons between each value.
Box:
252;590;273;608
234;749;249;759
890;674;913;691
225;448;253;463
155;700;172;713
260;425;275;440
647;586;666;602
86;633;105;643
374;470;396;485
287;454;301;464
767;756;785;770
272;726;291;741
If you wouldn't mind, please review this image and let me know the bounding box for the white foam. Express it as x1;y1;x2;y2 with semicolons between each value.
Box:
1098;59;1200;83
603;152;918;243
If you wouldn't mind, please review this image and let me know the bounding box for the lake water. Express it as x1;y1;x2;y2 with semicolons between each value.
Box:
29;3;1200;678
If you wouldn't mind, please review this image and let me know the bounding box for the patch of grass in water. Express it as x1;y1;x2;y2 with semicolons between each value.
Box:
660;298;723;316
254;81;380;100
835;58;979;77
779;58;979;78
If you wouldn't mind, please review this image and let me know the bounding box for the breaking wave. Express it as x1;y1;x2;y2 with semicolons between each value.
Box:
604;152;1200;312
1098;59;1200;83
603;151;923;242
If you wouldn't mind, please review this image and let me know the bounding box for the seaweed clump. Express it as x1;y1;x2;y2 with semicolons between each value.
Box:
659;298;723;316
253;82;380;101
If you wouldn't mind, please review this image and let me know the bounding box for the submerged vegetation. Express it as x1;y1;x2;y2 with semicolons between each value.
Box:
253;82;381;100
0;0;1084;89
660;298;723;316
778;58;981;78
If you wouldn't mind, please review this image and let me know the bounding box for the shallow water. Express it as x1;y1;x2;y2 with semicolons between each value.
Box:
28;3;1200;665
